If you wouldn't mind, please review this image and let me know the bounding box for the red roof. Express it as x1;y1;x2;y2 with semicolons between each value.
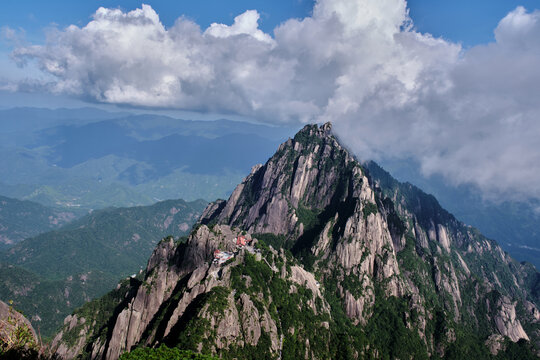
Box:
236;235;247;246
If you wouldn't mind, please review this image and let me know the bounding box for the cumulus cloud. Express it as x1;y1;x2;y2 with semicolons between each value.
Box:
205;10;274;44
6;1;540;201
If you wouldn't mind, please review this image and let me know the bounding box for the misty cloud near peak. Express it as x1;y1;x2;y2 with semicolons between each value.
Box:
5;0;540;202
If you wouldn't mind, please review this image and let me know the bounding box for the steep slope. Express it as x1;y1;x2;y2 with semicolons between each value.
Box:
2;199;206;280
364;161;540;354
372;159;540;270
0;263;122;342
0;199;206;338
0;195;78;251
54;123;540;359
0;299;39;357
52;228;334;359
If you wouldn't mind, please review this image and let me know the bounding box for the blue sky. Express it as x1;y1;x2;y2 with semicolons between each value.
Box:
408;0;540;46
1;0;539;46
0;1;314;43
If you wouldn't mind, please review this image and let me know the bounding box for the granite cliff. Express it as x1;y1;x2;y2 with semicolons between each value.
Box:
0;299;39;357
52;123;540;359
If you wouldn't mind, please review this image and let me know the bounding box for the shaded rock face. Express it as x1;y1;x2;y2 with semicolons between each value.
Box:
54;123;540;359
0;299;37;343
524;300;540;322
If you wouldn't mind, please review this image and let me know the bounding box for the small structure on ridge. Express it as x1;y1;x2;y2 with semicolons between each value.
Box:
213;250;234;265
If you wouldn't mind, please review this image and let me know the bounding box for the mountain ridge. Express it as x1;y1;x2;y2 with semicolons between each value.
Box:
52;123;540;359
0;195;79;251
0;199;207;338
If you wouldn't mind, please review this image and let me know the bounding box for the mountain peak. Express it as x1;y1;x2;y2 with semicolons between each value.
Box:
53;123;540;359
200;122;540;351
293;122;335;145
321;121;332;132
201;120;366;239
297;121;332;133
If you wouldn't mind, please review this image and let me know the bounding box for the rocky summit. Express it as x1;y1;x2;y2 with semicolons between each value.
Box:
52;123;540;359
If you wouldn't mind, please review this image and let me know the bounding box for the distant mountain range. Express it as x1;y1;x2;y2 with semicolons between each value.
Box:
0;107;297;209
0;199;206;338
0;106;539;290
0;195;80;251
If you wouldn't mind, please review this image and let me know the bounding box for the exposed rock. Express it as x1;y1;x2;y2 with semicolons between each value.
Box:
54;328;88;360
524;300;540;322
239;294;261;346
290;266;321;299
494;295;529;342
52;123;540;359
0;299;37;342
343;288;374;325
213;292;242;349
104;238;185;359
485;334;505;355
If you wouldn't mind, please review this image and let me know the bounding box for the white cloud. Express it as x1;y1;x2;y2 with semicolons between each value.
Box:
5;1;540;202
205;10;274;44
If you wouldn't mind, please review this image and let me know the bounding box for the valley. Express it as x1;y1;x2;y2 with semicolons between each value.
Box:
0;199;206;338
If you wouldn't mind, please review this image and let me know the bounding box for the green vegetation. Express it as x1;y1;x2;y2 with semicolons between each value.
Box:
397;234;439;308
365;160;540;357
205;286;231;315
156;249;334;359
0;195;79;251
495;339;539;360
120;345;218;360
0;199;206;339
341;273;366;299
62;277;140;350
362;201;378;220
0;262;119;341
365;161;456;231
25;124;540;358
227;252;333;359
2;199;206;280
149;129;540;359
292;124;321;146
0;301;38;358
365;294;429;360
321;268;430;359
0;108;289;211
230;253;273;298
253;233;287;250
295;204;320;231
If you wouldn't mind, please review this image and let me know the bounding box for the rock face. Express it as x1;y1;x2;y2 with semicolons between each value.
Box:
494;296;529;342
53;225;333;359
0;299;37;341
0;299;39;356
53;123;540;359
